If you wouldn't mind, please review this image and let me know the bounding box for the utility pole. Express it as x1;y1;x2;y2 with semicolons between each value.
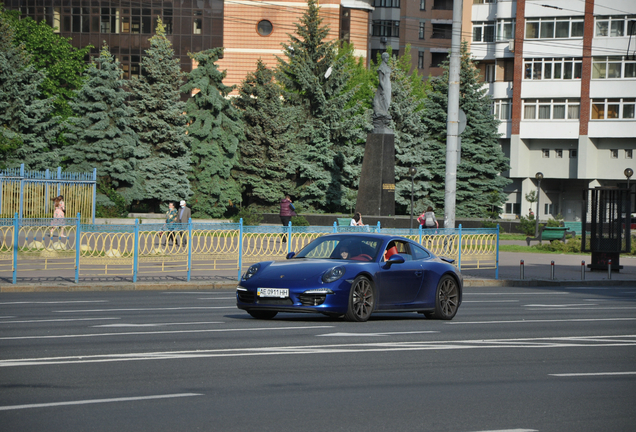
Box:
444;0;463;230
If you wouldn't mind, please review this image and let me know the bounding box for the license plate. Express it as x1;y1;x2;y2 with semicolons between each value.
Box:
257;288;289;298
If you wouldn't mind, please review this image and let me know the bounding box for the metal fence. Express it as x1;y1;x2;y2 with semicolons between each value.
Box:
0;215;499;284
0;164;96;223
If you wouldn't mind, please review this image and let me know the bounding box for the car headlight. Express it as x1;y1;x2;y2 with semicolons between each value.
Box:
303;288;335;295
243;264;260;280
322;266;345;283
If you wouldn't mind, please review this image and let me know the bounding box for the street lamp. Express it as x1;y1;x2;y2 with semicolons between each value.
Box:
535;172;543;237
409;166;417;229
625;168;633;214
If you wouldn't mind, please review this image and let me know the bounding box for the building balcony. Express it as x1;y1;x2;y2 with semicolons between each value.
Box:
588;121;636;138
519;120;580;139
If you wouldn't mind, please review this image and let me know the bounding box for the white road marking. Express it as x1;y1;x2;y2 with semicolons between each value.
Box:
197;297;235;300
163;292;230;294
0;316;16;319
448;318;636;325
54;306;236;313
550;372;636;377
318;331;438;337
465;292;568;295
0;325;334;341
467;429;538;432
463;300;519;303
2;335;634;368
93;321;223;328
525;307;636;311
0;318;120;324
525;304;596;307
0;301;108;305
0;393;203;411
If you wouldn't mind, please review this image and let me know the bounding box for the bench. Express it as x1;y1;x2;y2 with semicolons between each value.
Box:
562;221;582;236
526;226;574;246
337;217;351;227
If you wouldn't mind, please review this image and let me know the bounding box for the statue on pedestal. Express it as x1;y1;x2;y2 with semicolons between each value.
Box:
372;52;392;134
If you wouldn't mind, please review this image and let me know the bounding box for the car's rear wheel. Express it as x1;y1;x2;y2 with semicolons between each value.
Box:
345;276;374;322
431;275;459;320
247;310;278;320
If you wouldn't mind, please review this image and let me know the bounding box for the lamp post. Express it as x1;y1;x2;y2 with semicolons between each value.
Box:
625;168;633;214
409;166;417;229
535;172;543;237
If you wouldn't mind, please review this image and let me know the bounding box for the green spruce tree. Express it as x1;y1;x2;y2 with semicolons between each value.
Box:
182;48;243;217
128;19;191;211
422;43;511;218
233;59;300;209
276;0;370;212
0;11;57;169
64;44;142;206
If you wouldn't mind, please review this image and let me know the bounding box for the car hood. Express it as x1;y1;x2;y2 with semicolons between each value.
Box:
252;259;351;283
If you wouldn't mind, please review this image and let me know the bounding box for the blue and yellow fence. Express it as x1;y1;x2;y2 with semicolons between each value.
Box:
0;215;499;284
0;164;96;223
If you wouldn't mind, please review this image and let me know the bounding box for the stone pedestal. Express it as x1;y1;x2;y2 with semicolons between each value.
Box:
356;133;395;217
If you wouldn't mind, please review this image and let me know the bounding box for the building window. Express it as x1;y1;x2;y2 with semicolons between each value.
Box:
542;149;550;158
595;16;636;37
374;0;400;7
432;24;452;39
570;150;577;158
419;22;425;39
544;203;553;215
524;99;580;120
524;58;582;80
492;99;512;120
591;98;636;119
257;20;273;36
473;22;495;42
420;0;426;10
556;149;563;158
626;149;633;159
473;0;495;3
372;20;400;37
525;17;584;39
592;56;636;79
431;52;448;67
505;203;521;215
418;51;425;69
433;0;453;10
497;19;515;40
610;149;618;158
485;63;495;83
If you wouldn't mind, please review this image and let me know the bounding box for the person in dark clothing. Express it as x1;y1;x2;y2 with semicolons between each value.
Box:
279;195;296;242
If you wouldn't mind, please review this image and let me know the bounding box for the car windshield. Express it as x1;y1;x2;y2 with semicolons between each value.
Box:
294;236;382;261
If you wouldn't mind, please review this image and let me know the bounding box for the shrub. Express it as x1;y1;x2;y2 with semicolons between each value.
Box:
230;206;263;226
291;215;310;226
546;213;564;227
481;221;505;233
519;215;538;236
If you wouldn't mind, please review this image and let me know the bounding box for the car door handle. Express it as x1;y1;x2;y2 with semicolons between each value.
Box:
414;271;423;277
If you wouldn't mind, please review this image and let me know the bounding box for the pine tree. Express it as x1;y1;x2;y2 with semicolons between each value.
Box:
128;19;191;210
233;59;300;209
276;0;370;212
181;48;243;217
64;44;142;205
422;43;511;218
0;11;57;170
388;58;435;216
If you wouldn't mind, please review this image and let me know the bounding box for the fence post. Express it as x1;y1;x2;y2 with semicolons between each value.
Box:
12;212;18;284
75;212;81;283
237;218;243;281
287;221;292;254
56;166;62;198
133;219;139;283
187;217;192;282
333;221;337;233
45;169;50;214
457;224;463;270
377;221;381;233
419;224;422;245
495;224;500;280
91;168;97;224
19;164;24;219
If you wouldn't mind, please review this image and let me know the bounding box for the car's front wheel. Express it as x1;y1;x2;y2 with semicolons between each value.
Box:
345;276;374;322
247;310;278;320
430;275;460;320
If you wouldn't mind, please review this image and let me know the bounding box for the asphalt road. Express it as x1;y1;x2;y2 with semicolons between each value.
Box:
1;286;635;432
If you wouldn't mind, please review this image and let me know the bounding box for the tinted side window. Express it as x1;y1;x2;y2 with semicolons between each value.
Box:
411;244;431;260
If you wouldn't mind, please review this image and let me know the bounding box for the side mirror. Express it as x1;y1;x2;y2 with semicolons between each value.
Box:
286;252;296;259
386;254;405;267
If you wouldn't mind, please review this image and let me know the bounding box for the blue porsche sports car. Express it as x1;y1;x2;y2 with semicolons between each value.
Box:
236;233;462;322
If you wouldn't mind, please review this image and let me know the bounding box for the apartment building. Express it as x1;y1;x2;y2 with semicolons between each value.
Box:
369;0;454;76
5;0;224;76
468;0;636;221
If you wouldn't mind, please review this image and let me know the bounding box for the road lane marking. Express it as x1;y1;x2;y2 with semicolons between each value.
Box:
465;292;568;295
0;318;121;324
462;300;519;303
2;335;634;367
0;393;203;411
448;318;636;325
550;372;636;377
525;304;595;307
0;325;334;341
197;297;236;300
93;321;223;328
525;307;636;311
467;429;538;432
318;331;439;337
0;301;108;305
54;306;236;313
163;292;231;294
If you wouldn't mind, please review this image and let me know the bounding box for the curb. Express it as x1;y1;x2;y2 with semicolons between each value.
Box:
1;279;634;293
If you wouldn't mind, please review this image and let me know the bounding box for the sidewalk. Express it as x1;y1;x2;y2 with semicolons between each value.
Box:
1;250;634;292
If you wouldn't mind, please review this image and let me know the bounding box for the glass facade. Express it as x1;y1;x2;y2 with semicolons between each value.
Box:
5;0;224;76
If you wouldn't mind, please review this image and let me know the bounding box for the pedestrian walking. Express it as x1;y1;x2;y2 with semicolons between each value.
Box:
162;202;178;245
176;200;191;246
49;197;66;238
417;206;438;229
279;194;296;242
